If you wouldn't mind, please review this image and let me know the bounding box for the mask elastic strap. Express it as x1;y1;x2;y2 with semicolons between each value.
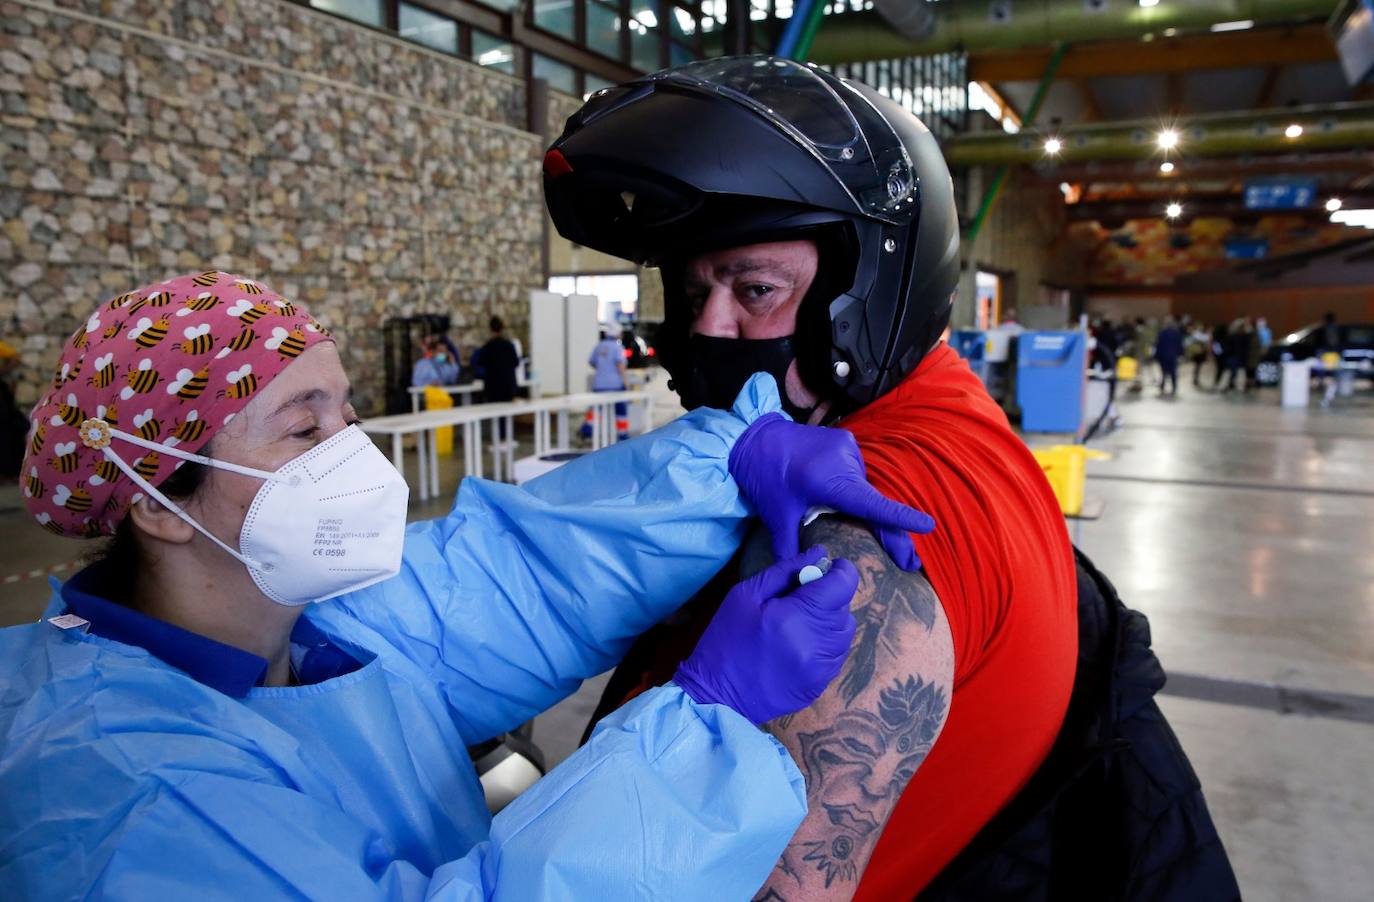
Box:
97;441;260;569
107;427;297;485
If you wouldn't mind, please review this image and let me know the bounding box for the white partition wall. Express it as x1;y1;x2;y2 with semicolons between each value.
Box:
565;293;599;395
529;290;565;396
529;290;598;397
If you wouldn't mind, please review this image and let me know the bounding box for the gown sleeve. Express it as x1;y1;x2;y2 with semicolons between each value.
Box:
328;374;783;743
62;686;803;901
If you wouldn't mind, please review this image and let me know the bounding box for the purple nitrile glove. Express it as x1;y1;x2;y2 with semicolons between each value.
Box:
728;412;937;572
674;546;859;726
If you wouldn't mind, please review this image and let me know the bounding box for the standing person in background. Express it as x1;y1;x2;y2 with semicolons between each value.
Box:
475;316;519;404
0;340;26;478
1186;321;1211;387
1211;320;1230;390
1136;317;1160;386
1255;317;1273;355
1155;317;1184;397
581;328;630;442
1244;319;1264;393
410;334;460;388
1319;311;1340;353
1221;318;1249;393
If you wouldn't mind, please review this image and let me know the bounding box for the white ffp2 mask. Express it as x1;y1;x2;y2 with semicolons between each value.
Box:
85;421;409;606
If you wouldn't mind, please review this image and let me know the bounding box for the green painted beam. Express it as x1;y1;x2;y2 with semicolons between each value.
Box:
965;43;1068;242
809;0;1336;63
946;101;1374;167
793;0;829;60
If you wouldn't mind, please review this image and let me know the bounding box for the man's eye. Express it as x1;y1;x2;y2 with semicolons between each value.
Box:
742;284;774;300
293;426;320;439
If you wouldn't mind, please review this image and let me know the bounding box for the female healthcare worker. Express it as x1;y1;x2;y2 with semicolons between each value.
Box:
0;272;934;900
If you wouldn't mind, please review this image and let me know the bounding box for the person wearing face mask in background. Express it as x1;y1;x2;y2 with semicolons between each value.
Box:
0;272;938;900
410;333;460;387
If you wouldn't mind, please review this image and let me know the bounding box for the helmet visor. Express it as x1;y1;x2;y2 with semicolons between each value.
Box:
645;57;918;224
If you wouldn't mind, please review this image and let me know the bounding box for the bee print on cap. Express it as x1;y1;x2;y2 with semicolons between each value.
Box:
88;353;117;389
132;409;162;442
228;298;272;326
171;410;206;444
178;324;214;355
127;316;171;349
218;364;258;401
53;483;93;513
266;326;306;360
168;366;210;401
48;441;79;474
179;292;221;315
121;359;162;400
51;393;86;428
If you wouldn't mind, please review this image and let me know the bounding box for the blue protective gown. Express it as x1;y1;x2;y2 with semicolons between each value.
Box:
0;378;806;900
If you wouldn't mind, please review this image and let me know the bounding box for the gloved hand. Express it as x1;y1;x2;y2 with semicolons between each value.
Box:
729;412;936;571
674;546;859;725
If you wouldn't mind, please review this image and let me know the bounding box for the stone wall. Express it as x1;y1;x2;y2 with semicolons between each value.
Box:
1;0;544;414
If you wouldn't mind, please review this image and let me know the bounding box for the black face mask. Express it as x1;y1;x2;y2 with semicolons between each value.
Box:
671;333;817;422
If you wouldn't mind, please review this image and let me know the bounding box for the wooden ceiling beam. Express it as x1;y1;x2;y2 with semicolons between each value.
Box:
968;25;1336;82
1076;79;1103;122
1256;65;1285;108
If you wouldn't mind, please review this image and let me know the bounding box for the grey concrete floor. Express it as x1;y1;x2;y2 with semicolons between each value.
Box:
1;376;1370;899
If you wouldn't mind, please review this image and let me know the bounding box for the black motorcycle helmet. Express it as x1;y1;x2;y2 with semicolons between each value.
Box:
543;56;960;415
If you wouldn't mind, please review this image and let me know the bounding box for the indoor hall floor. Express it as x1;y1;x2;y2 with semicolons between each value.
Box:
1074;376;1374;902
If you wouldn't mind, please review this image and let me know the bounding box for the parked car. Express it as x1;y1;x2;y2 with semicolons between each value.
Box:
1255;322;1374;385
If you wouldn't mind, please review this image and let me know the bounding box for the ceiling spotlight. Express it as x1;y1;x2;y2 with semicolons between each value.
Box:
1157;129;1180;151
1159;161;1175;174
1044;137;1063;155
1331;209;1374;229
1138;0;1159;6
1326;197;1342;212
1284;123;1303;138
1166;202;1183;219
1210;19;1255;32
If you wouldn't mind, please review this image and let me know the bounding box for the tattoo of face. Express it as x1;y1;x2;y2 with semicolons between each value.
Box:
813;525;935;706
794;675;949;886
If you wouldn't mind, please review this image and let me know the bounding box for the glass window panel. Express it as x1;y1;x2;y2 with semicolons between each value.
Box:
533;52;578;94
309;0;383;27
669;42;695;66
629;0;659;27
750;0;769;20
533;0;576;40
399;4;457;54
472;30;515;74
588;2;624;59
631;25;661;70
669;6;697;40
475;0;520;9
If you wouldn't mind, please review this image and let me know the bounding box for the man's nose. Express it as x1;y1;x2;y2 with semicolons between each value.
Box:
691;287;740;338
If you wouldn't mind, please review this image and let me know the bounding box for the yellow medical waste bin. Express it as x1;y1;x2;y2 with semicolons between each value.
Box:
1115;356;1138;382
1030;444;1110;516
423;385;454;456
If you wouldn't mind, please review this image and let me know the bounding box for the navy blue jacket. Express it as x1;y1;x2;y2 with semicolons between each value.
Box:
1155;326;1185;366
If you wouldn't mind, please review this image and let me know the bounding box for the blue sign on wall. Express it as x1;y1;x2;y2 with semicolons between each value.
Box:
1243;179;1318;210
1225;237;1269;259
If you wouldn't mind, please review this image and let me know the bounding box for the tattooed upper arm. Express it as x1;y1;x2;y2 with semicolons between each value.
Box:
748;516;955;901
